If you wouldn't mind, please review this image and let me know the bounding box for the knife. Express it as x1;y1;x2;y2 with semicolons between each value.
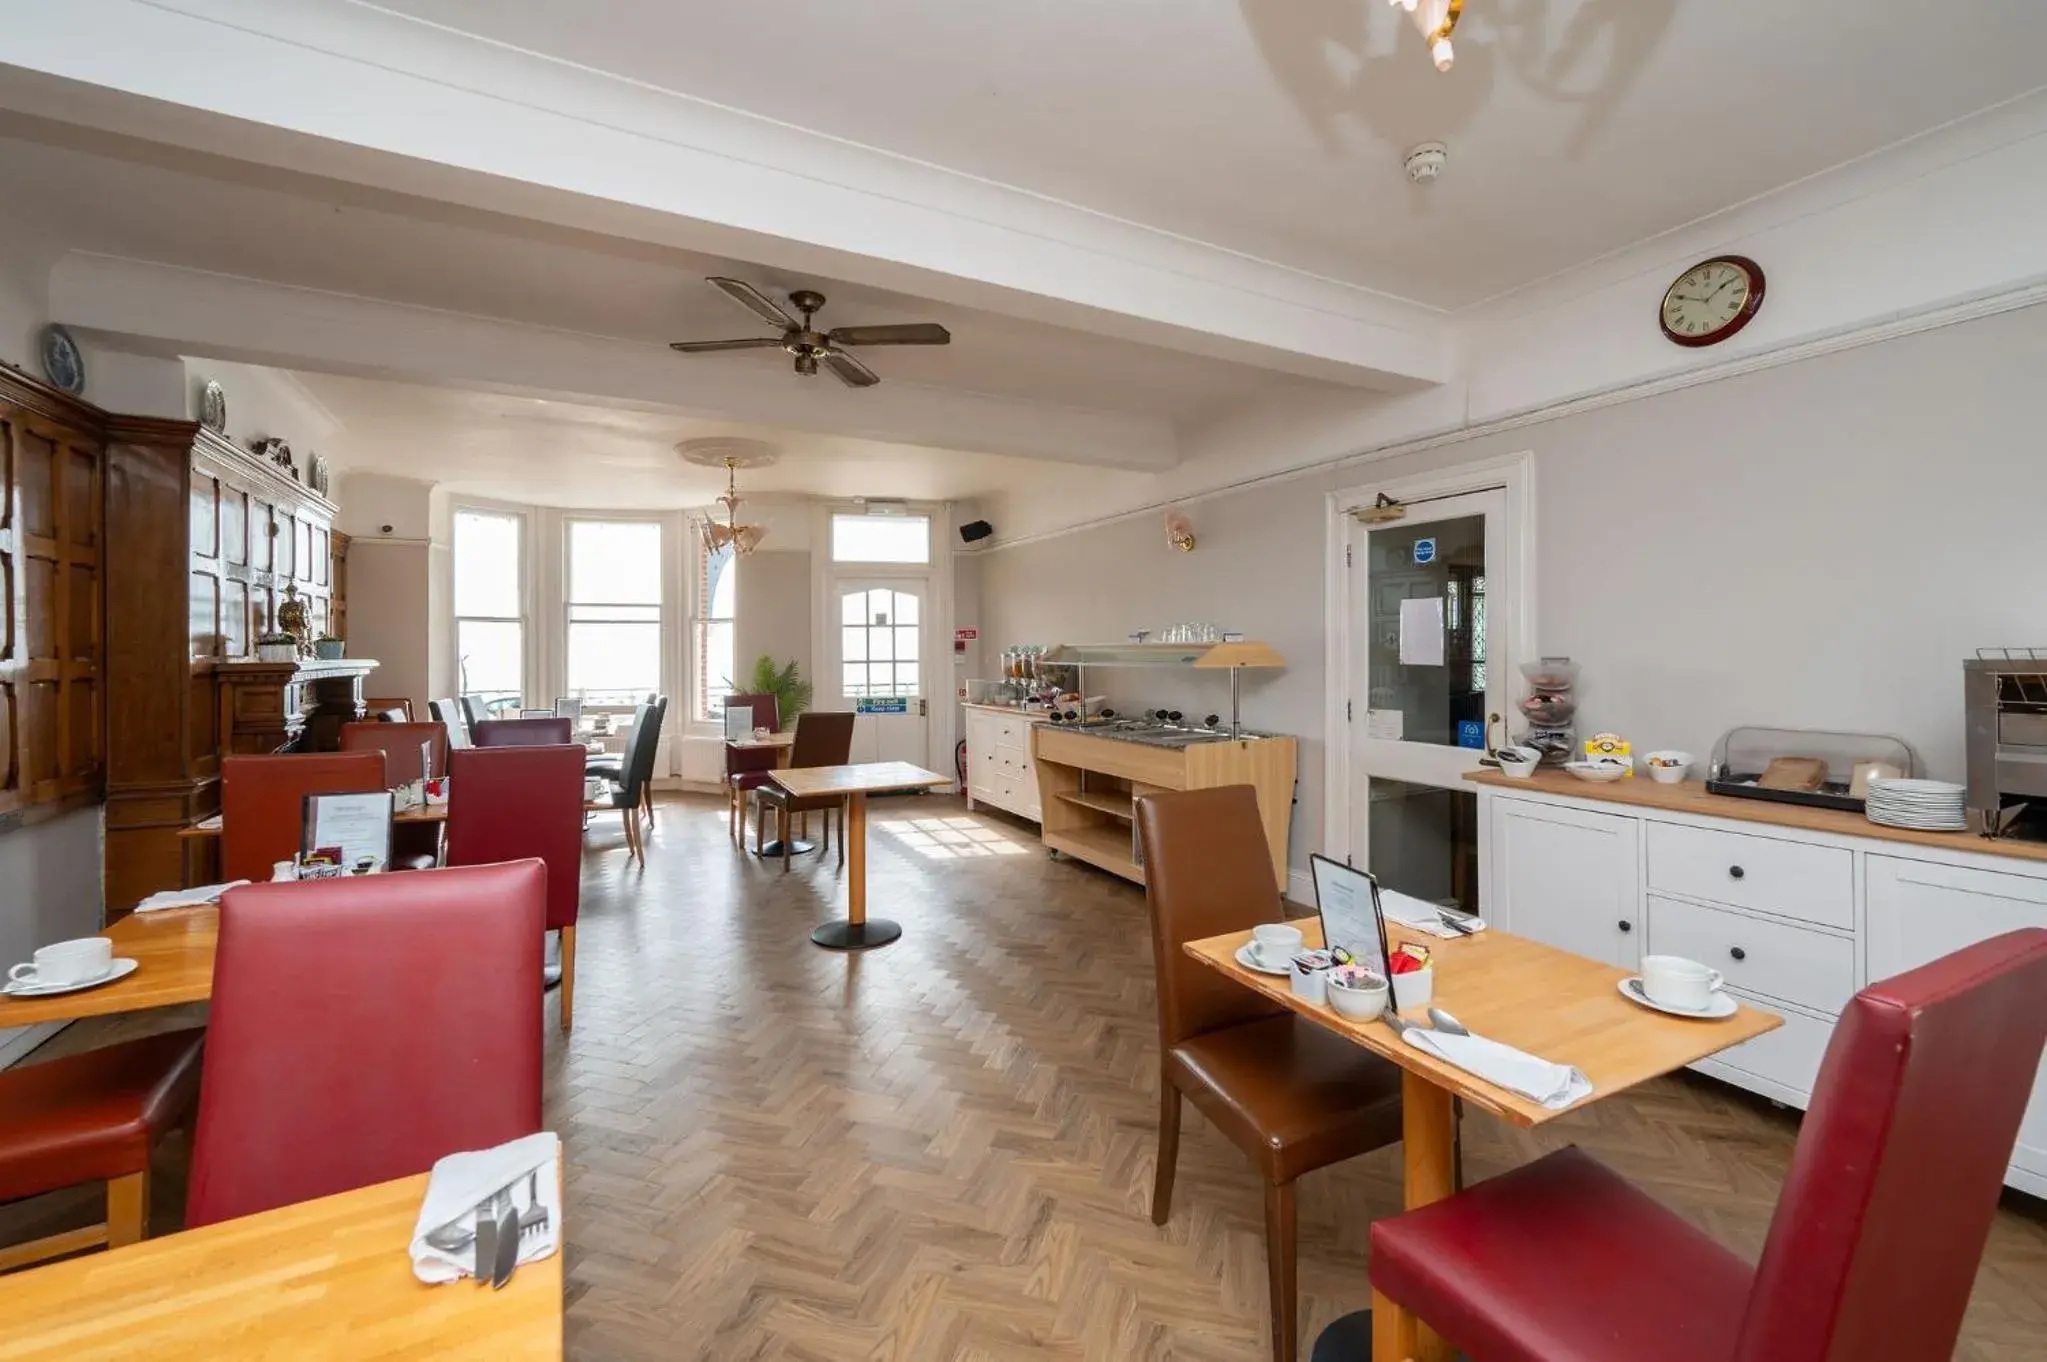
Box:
472;1201;497;1285
490;1200;521;1289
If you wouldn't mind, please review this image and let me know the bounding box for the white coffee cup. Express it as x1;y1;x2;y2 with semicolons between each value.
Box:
9;936;113;988
1251;923;1304;968
1640;954;1724;1012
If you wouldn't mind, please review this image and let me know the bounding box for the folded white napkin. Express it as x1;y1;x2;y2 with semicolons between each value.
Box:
1379;888;1489;939
1402;1029;1593;1110
410;1132;562;1285
132;880;249;912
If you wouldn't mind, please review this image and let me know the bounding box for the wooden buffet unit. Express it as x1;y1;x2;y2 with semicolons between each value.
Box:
1029;640;1296;890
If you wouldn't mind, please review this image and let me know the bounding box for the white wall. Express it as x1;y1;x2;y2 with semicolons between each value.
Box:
983;301;2047;873
0;229;59;375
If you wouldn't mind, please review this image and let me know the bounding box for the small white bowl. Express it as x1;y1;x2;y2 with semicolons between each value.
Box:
1643;750;1694;784
1564;761;1629;784
1326;972;1389;1020
1496;745;1542;780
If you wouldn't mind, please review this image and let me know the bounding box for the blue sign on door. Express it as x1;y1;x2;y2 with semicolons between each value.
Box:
857;696;909;714
1456;719;1485;750
1413;537;1437;565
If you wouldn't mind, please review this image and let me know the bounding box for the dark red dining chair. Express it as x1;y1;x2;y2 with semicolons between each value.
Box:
184;861;546;1227
1367;928;2047;1362
472;716;574;747
218;751;388;883
338;720;450;785
724;692;782;844
445;744;585;1033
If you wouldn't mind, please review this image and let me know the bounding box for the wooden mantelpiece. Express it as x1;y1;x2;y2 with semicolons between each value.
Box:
214;657;379;755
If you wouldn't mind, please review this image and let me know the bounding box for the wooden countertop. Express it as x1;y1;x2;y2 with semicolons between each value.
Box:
1464;767;2047;864
958;703;1058;717
770;762;952;799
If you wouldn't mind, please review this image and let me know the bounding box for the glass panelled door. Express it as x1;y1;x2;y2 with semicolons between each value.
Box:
1351;490;1508;916
833;579;929;767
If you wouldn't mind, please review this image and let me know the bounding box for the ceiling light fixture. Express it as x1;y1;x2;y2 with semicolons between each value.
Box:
696;456;767;557
1390;0;1462;72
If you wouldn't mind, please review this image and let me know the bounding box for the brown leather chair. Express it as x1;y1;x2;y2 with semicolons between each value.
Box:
1134;786;1404;1362
0;1029;206;1271
754;711;856;872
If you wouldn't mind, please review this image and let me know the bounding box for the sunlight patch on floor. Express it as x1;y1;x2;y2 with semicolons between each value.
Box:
877;816;1031;859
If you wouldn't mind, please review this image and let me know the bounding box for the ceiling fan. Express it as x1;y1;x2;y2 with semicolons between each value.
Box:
669;277;951;388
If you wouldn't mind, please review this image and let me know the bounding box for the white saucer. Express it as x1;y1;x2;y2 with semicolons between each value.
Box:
1617;976;1737;1019
2;957;138;999
1234;943;1293;977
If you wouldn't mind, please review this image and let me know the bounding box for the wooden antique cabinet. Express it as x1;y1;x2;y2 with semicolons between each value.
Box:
104;424;351;913
0;368;107;831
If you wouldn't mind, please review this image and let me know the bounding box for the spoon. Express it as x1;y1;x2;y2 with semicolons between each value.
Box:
1428;1007;1471;1037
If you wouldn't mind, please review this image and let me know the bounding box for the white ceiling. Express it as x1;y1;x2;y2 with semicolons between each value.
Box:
291;373;1024;507
373;0;2047;308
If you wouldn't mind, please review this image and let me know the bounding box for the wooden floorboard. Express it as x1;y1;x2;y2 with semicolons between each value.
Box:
6;792;2046;1359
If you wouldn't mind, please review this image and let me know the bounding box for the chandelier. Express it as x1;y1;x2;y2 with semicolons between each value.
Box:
1390;0;1463;72
696;456;767;557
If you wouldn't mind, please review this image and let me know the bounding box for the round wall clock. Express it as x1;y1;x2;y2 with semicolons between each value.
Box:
1659;255;1765;347
39;324;84;395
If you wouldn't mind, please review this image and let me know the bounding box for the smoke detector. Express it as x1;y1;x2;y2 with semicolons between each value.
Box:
1405;141;1448;184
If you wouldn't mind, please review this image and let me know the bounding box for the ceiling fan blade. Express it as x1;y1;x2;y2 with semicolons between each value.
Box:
825;323;951;347
821;350;881;388
707;276;799;330
669;337;789;353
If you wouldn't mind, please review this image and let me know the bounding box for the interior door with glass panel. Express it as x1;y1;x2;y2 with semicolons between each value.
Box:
1350;489;1508;916
834;579;928;767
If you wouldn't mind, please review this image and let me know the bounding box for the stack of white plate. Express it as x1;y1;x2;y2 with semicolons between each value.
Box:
1865;777;1967;832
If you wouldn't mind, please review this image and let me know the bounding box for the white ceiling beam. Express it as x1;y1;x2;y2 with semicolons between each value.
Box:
0;0;1450;390
50;253;1177;471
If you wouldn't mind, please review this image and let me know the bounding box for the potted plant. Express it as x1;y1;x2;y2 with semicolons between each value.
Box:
314;634;346;660
256;631;298;663
725;655;811;725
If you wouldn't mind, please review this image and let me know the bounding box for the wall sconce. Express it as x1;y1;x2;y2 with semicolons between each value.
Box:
1165;511;1197;553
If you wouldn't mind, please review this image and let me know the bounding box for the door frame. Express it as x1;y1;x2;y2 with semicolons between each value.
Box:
1322;451;1535;869
810;502;954;778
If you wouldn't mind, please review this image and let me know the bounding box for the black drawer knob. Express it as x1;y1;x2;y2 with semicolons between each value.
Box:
1617;920;1633;933
1728;865;1746;880
1730;946;1747;962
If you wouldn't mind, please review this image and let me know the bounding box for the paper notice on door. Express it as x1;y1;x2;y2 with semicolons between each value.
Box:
1364;708;1404;741
1397;596;1446;667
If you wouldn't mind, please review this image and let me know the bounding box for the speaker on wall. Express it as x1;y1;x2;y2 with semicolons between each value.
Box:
959;519;994;544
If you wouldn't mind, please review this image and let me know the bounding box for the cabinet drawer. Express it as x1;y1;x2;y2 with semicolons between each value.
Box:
1646;822;1852;929
1696;991;1833;1105
1647;895;1855;1015
994;716;1029;748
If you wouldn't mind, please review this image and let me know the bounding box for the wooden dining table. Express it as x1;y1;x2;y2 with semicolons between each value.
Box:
1186;919;1780;1362
0;905;217;1027
179;803;447;840
767;761;953;951
0;1171;562;1360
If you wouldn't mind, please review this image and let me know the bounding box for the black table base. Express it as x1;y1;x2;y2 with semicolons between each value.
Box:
1309;1311;1373;1361
810;918;902;951
756;838;816;859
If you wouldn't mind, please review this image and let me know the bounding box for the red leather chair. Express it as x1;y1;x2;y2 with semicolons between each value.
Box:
445;744;585;1033
338;720;450;785
1367;928;2047;1362
219;751;388;883
185;861;546;1227
472;717;573;747
0;1029;206;1270
724;692;781;844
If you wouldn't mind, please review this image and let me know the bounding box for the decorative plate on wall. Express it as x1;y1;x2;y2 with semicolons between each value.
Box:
200;379;228;433
39;325;84;395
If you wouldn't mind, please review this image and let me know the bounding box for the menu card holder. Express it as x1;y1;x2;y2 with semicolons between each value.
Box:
1310;853;1392;978
300;790;395;877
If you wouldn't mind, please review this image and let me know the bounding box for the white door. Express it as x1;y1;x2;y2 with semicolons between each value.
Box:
1350;489;1511;914
832;578;930;768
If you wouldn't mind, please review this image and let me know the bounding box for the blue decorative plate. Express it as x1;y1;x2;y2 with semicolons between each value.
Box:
40;324;84;396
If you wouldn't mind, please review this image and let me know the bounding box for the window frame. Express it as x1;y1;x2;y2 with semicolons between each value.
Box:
829;510;932;565
562;515;667;710
690;533;738;724
450;502;532;708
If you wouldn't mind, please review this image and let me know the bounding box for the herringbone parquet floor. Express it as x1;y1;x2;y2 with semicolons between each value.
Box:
8;792;2047;1359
